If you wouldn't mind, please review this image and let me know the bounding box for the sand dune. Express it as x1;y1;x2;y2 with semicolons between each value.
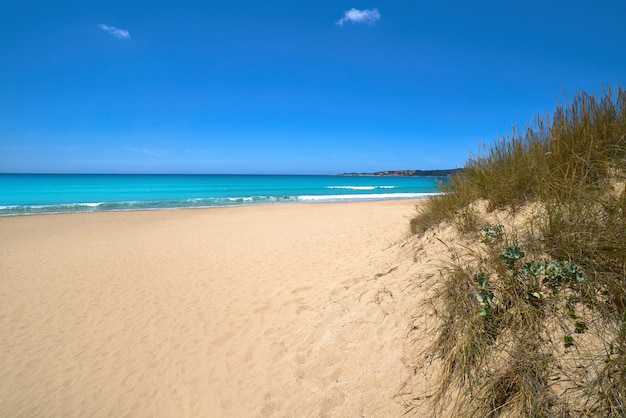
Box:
1;200;437;417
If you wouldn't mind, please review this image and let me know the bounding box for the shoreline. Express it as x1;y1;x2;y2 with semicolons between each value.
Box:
0;194;434;217
0;173;441;217
1;199;429;417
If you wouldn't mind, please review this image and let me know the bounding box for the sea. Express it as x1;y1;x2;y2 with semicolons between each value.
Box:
0;174;443;216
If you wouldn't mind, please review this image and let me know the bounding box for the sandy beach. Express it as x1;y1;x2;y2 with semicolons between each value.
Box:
1;200;438;417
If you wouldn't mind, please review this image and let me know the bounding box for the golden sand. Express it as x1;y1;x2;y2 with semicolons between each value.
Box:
0;200;439;417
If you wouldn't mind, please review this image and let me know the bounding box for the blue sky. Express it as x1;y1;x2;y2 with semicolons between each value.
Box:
1;1;625;174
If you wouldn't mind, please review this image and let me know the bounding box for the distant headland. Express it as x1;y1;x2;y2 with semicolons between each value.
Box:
339;168;462;177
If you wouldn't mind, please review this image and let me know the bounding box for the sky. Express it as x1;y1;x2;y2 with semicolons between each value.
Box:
1;1;625;174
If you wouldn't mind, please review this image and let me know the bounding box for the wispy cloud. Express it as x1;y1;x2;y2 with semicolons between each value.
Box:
98;23;131;39
127;147;168;157
336;8;380;26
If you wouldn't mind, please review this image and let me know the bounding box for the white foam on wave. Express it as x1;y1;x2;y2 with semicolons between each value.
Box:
297;193;433;201
0;192;440;216
4;202;104;210
326;185;397;190
0;202;108;216
327;186;376;190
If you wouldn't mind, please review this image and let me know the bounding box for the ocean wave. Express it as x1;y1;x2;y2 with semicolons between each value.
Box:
0;193;438;216
0;202;106;215
0;196;297;216
297;193;434;201
326;185;396;190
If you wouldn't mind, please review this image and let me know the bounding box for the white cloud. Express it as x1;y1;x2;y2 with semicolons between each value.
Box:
98;24;131;39
336;8;380;26
127;147;168;157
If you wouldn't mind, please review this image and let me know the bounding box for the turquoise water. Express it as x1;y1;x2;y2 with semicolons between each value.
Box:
0;174;442;216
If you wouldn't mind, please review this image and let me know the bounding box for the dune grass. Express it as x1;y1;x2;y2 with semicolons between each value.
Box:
411;85;626;416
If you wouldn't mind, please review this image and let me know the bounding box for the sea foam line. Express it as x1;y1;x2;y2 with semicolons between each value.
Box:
0;193;438;216
297;193;433;201
326;185;396;190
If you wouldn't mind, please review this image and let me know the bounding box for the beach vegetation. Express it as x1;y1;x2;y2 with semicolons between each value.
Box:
409;84;626;416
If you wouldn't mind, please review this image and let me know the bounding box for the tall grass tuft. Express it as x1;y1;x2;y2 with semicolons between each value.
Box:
412;84;626;416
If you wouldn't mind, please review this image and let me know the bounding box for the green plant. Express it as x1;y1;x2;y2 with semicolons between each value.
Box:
563;335;574;348
574;321;587;333
543;260;585;289
475;270;494;316
480;223;503;243
500;245;525;269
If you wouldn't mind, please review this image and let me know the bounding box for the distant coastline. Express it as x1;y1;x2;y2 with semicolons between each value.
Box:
339;168;462;177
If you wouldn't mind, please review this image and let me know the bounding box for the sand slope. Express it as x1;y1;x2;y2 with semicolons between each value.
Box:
1;200;436;417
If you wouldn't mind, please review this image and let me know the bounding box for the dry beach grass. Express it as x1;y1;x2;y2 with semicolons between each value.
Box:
409;85;626;416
